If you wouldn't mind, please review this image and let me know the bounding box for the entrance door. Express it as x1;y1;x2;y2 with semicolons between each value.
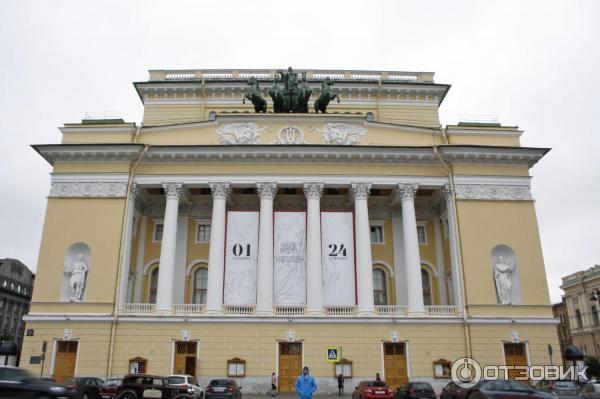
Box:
503;343;528;380
383;343;408;388
279;342;302;393
174;341;197;376
54;341;78;383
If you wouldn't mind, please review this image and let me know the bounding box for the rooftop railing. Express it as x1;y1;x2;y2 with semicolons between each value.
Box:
149;69;434;83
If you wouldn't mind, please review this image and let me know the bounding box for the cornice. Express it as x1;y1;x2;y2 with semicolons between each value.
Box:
32;143;549;168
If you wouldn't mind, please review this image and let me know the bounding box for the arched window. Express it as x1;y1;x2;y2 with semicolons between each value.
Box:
593;306;599;326
373;268;388;305
422;268;432;306
148;267;159;304
193;267;208;304
576;309;583;328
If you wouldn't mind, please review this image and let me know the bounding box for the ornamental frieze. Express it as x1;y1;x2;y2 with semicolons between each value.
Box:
454;184;532;201
49;181;128;198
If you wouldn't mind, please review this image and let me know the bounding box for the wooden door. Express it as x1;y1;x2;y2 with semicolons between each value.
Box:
383;343;407;388
174;341;197;375
54;341;78;383
279;342;302;393
504;343;528;380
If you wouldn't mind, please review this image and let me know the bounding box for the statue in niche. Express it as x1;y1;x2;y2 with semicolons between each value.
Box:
493;255;515;304
65;253;89;301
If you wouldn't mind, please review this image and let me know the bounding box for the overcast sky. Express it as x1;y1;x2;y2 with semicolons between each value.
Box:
1;0;598;303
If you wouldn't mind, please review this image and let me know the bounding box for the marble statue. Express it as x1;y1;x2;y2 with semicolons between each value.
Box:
494;255;515;304
65;253;88;301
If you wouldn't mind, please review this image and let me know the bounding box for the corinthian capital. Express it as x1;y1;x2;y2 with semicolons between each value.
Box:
440;184;453;202
256;182;277;200
303;183;324;200
162;182;183;201
128;183;138;201
351;183;371;201
397;183;418;202
209;182;230;200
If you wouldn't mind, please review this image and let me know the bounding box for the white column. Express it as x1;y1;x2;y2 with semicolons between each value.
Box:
118;184;137;309
398;183;425;316
205;182;230;315
442;185;464;312
304;183;324;316
433;217;448;305
155;183;183;313
352;183;375;316
133;216;147;302
256;182;277;316
391;209;407;306
172;214;189;304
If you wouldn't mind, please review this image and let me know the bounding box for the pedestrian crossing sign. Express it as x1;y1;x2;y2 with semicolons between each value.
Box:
326;347;341;362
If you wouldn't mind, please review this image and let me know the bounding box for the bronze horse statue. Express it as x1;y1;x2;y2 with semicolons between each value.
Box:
314;77;340;113
269;79;285;113
296;73;312;113
243;77;267;113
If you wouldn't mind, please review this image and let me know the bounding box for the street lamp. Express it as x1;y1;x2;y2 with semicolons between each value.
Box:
590;288;600;302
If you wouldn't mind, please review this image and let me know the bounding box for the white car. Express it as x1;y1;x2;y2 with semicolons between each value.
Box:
168;375;204;399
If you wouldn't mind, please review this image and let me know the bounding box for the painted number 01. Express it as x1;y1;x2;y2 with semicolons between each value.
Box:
232;244;251;257
328;244;347;257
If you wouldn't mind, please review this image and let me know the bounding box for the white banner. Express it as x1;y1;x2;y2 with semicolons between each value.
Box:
321;212;356;305
224;211;259;305
274;212;306;305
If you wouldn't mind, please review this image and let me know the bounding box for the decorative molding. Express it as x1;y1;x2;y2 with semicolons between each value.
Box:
256;182;277;200
216;122;264;145
209;182;230;200
396;183;418;201
163;182;184;200
313;123;366;145
303;183;324;200
49;181;128;198
273;126;307;144
454;184;532;201
351;183;371;201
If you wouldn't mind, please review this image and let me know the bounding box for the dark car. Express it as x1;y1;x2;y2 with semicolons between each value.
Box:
204;379;242;399
0;365;75;398
440;382;475;399
468;380;554;399
99;378;122;399
63;376;105;399
580;383;600;399
115;374;188;399
396;382;436;399
535;380;579;399
352;380;394;399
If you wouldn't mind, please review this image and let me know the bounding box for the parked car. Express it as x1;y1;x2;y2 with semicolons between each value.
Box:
0;365;75;398
168;375;204;399
115;374;188;399
534;380;580;398
440;381;476;399
352;380;394;399
99;378;123;399
579;383;600;399
467;380;554;399
204;379;242;399
396;382;437;399
63;376;105;399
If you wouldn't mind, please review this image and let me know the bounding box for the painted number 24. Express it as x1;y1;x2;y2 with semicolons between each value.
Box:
328;244;347;257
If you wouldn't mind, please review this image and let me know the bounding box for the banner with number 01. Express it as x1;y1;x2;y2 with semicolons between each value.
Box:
224;211;259;305
321;211;356;305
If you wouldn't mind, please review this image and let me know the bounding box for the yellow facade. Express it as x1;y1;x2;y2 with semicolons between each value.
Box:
23;68;557;391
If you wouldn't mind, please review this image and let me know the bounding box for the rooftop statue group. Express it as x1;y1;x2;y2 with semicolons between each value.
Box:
243;67;340;114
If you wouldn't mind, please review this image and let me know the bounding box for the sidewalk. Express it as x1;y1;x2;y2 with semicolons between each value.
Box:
242;395;353;399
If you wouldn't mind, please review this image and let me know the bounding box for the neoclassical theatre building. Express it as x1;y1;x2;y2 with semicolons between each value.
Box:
22;68;558;391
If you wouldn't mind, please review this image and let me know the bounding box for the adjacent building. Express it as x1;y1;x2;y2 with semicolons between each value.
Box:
560;265;600;357
21;68;558;391
552;298;572;366
0;258;35;365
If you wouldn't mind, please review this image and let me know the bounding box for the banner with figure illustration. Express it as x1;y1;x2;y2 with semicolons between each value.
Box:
321;211;356;305
274;211;306;305
224;211;259;305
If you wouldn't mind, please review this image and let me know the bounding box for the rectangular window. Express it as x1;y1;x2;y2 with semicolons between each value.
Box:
196;224;211;243
417;225;427;245
370;225;384;244
153;223;163;242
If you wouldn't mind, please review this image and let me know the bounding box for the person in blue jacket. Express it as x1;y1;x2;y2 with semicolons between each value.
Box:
295;366;317;399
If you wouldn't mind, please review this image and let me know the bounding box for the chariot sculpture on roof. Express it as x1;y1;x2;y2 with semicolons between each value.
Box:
242;66;339;114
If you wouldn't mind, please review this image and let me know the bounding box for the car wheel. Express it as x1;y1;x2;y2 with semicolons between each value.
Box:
83;393;90;399
117;390;138;399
